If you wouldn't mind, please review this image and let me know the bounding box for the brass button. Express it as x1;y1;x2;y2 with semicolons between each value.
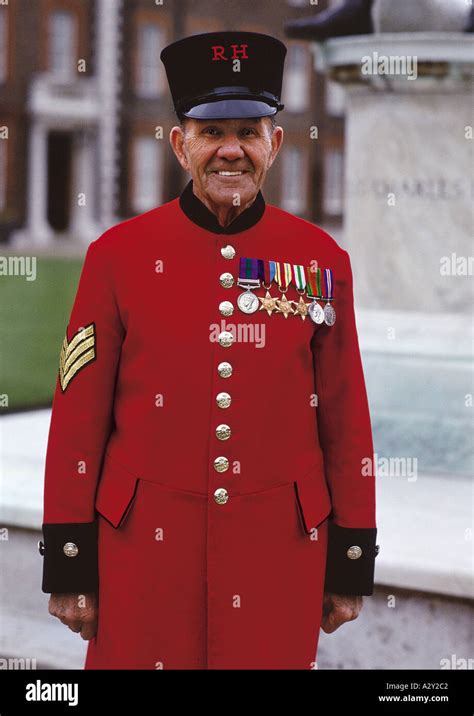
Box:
216;392;231;409
219;272;234;288
214;488;229;505
221;244;236;260
219;301;234;317
214;456;229;473
216;424;231;440
63;542;79;558
218;331;234;348
217;362;233;378
347;545;362;560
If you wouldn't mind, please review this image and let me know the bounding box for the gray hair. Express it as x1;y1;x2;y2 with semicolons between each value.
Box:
178;113;277;133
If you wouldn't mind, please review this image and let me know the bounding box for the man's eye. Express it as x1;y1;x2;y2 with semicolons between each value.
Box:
203;127;220;136
241;128;256;137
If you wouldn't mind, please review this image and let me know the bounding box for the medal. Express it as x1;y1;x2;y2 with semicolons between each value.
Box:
258;259;279;316
323;268;336;326
237;258;260;314
274;262;295;318
306;265;324;324
291;264;311;321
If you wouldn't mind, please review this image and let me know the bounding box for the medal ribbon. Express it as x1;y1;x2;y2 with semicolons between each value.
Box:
239;257;259;280
306;267;322;298
324;268;334;300
259;259;276;284
275;262;293;290
293;265;306;291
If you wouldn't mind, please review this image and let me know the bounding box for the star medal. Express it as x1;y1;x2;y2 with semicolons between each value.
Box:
291;264;311;321
323;268;336;326
306;265;325;324
258;259;279;316
237;257;260;314
274;262;295;318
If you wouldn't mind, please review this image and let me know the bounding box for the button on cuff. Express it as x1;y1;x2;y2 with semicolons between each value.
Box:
324;522;378;596
40;521;99;594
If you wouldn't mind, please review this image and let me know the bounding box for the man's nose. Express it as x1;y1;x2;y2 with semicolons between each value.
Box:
216;136;245;161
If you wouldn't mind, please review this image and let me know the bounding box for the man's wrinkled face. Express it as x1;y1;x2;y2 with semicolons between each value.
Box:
170;117;284;210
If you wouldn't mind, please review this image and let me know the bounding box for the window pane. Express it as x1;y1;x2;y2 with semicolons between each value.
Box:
136;24;164;98
323;148;344;216
325;79;346;117
281;146;307;215
132;136;162;212
49;10;75;77
282;44;309;113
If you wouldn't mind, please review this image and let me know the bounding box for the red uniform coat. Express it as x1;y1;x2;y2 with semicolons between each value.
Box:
40;180;378;669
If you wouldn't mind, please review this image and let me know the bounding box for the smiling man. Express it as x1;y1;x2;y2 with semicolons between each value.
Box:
170;116;282;229
39;31;379;670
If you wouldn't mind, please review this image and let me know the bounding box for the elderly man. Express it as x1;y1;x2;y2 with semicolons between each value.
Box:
39;31;378;670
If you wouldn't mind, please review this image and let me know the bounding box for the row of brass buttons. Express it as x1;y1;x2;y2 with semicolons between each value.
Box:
213;245;236;506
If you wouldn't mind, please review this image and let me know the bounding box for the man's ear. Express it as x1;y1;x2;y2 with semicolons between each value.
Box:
268;126;284;169
169;126;189;171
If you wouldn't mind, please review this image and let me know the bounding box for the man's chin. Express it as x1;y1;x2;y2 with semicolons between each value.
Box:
204;174;256;206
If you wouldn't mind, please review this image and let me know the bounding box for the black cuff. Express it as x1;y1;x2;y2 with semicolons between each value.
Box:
39;521;99;594
324;523;379;596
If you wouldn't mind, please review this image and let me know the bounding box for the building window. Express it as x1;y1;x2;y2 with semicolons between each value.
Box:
136;23;165;98
281;146;307;216
49;10;76;77
0;139;6;210
323;148;344;217
132;136;162;213
282;44;309;113
325;79;346;117
0;9;7;84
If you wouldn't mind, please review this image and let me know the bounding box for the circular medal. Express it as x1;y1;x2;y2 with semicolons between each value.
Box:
309;300;324;324
237;290;259;314
324;302;336;326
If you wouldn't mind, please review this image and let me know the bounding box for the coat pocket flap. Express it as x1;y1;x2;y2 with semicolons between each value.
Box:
94;453;139;529
294;460;332;535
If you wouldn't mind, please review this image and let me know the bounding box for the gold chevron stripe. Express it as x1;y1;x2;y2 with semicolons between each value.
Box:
59;323;96;392
63;323;94;358
63;335;95;374
61;348;96;391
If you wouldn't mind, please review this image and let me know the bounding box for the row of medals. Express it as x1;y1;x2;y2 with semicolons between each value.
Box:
231;278;336;326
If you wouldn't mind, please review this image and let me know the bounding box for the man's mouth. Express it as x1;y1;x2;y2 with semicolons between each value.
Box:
212;171;248;177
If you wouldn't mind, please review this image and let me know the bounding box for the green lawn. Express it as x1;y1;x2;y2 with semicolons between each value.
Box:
0;257;84;410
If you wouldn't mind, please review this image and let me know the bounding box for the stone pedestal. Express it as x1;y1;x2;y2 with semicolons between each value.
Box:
314;34;473;484
317;33;474;313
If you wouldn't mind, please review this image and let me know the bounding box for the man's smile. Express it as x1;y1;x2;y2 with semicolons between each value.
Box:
209;170;251;177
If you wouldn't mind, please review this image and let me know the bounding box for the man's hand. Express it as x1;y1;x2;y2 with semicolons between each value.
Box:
48;592;98;640
321;592;363;633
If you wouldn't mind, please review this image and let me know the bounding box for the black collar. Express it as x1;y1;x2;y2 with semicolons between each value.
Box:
179;179;265;234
